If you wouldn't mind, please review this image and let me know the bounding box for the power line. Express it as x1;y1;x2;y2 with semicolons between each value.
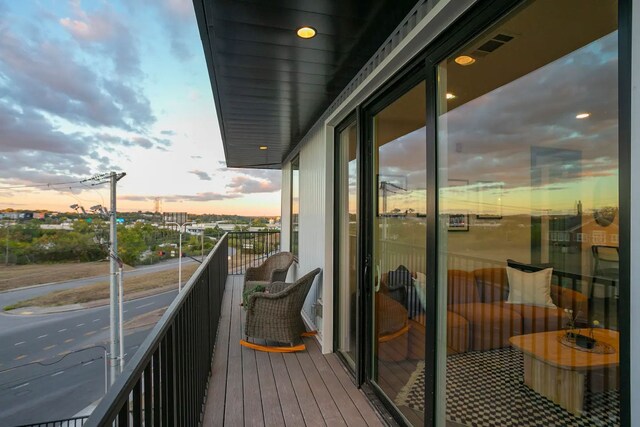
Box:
0;172;117;191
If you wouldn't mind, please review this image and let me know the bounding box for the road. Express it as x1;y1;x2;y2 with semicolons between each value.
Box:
0;257;195;310
0;260;191;426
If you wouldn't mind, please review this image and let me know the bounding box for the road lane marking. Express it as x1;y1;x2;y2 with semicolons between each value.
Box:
84;331;96;336
44;345;56;350
136;302;154;309
14;355;27;360
14;341;25;346
93;318;100;322
37;334;48;339
51;371;64;377
76;323;85;327
101;326;109;330
64;338;74;343
58;351;69;356
12;382;29;390
83;361;94;366
58;329;67;333
123;310;128;313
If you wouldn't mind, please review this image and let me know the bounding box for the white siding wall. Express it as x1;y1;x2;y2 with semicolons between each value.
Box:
298;126;327;338
630;3;639;425
281;125;333;351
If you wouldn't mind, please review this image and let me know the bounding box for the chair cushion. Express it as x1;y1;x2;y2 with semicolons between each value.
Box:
473;268;509;302
408;311;469;357
449;302;522;351
492;301;566;334
447;270;480;305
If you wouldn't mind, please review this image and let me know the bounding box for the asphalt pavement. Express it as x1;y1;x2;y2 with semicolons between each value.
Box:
0;261;188;426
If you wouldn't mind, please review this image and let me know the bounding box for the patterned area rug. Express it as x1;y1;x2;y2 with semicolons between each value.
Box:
395;348;620;427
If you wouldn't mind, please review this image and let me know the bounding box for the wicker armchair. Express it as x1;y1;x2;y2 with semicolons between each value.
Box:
243;252;295;293
244;268;321;345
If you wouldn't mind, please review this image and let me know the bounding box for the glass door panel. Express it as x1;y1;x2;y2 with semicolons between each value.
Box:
336;120;358;367
436;1;619;425
371;81;427;425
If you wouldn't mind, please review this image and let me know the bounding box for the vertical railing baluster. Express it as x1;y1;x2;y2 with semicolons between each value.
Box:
118;396;129;427
132;379;142;427
152;349;160;427
144;363;152;426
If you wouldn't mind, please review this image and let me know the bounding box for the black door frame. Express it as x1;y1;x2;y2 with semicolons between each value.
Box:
331;0;632;425
360;63;429;425
333;111;359;376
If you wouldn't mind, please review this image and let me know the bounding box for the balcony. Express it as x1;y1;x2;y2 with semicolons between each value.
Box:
83;232;384;426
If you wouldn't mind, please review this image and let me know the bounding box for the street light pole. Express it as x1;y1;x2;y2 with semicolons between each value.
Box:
107;171;126;385
165;221;192;292
178;231;183;291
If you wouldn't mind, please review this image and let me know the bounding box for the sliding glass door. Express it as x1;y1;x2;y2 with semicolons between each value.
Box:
368;79;428;425
436;1;620;425
335;1;624;426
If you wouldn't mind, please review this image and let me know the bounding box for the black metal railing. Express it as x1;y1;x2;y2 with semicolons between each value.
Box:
227;230;280;275
83;234;229;426
16;417;89;427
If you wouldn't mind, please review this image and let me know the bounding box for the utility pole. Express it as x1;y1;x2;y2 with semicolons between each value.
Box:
108;171;126;384
4;225;9;266
165;220;191;292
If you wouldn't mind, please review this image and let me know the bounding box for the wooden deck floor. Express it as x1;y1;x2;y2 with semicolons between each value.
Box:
202;275;386;427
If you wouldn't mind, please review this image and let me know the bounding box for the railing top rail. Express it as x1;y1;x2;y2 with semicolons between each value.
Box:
227;230;280;234
84;233;229;426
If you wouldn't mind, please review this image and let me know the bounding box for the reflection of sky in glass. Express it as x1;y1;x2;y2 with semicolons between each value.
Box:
378;127;426;214
439;32;618;215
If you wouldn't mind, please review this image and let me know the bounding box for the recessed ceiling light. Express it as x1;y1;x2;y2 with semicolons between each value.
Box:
446;93;456;100
259;146;268;150
454;55;476;66
296;26;316;39
576;113;590;119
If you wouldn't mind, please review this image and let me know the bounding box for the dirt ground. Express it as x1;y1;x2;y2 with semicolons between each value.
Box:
5;264;199;310
0;261;137;292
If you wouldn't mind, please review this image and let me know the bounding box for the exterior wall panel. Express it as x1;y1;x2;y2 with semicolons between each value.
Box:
297;126;327;335
630;1;639;424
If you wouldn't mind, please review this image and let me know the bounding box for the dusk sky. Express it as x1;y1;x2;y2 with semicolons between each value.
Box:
0;0;281;216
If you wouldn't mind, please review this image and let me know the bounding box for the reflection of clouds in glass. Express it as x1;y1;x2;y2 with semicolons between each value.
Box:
379;126;426;190
440;32;618;192
378;127;427;213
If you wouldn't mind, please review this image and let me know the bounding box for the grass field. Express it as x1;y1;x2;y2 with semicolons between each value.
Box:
4;263;199;310
0;261;134;292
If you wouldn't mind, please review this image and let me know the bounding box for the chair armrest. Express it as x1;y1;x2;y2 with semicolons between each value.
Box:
266;281;289;294
269;267;290;283
245;286;292;312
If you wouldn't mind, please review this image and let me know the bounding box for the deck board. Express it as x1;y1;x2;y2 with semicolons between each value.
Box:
223;276;244;426
202;274;384;426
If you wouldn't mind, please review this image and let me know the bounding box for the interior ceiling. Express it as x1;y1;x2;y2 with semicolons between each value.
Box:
194;0;418;169
444;0;618;112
